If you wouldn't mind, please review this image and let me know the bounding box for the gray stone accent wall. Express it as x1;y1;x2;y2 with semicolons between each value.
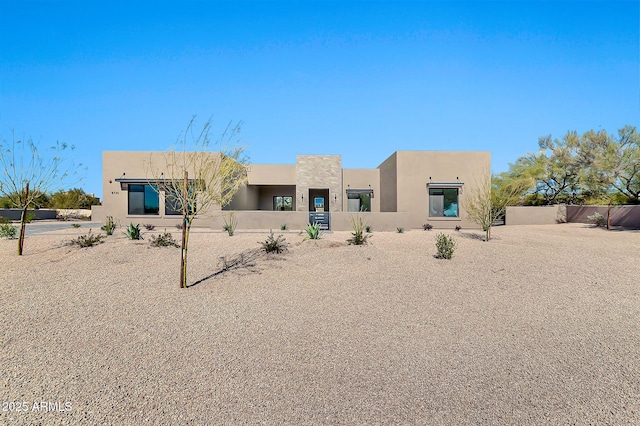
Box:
296;155;342;212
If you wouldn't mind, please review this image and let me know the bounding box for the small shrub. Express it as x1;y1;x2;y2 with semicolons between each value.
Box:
24;212;35;223
261;230;288;253
0;223;18;239
175;222;183;230
70;223;81;228
144;223;156;231
101;216;116;235
587;212;606;227
422;223;433;231
455;225;462;231
149;230;179;248
304;222;323;240
0;216;10;224
222;213;237;236
365;225;372;233
280;224;288;231
347;215;371;246
123;223;144;240
68;230;105;248
435;232;456;259
397;227;405;233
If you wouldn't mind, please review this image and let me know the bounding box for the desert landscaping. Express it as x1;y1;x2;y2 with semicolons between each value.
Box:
1;223;639;424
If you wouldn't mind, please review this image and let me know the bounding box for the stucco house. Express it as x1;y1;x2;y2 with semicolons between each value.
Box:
91;150;490;231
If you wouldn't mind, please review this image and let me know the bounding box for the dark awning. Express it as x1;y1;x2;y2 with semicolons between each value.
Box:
345;188;374;194
427;182;464;188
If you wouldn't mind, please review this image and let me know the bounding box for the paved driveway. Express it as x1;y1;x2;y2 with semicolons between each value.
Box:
22;221;102;236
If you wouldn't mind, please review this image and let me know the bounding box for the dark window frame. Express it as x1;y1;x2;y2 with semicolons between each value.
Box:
273;195;293;211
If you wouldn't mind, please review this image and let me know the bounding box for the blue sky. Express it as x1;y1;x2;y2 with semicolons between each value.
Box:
1;0;638;199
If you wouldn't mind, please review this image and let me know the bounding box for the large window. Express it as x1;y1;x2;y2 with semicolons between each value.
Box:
273;196;293;211
429;188;458;217
347;192;371;212
128;184;159;215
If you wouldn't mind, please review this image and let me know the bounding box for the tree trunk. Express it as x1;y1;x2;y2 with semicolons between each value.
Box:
180;171;189;288
18;182;29;256
607;201;611;230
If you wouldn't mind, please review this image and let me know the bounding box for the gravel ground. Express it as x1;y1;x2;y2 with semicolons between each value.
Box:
1;223;639;425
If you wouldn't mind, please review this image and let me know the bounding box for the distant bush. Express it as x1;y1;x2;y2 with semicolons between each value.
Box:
435;233;456;259
149;231;179;248
396;227;405;233
71;223;81;228
68;230;105;248
280;224;288;231
144;223;156;231
422;223;433;231
455;225;462;231
175;222;183;230
123;223;144;240
365;225;372;233
0;223;18;239
587;212;606;227
261;230;288;254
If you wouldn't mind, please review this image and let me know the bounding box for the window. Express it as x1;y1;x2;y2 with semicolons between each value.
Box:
273;196;293;211
128;184;159;215
429;188;458;217
165;189;196;216
347;192;371;212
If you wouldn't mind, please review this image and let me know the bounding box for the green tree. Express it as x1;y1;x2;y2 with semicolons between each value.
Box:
578;126;639;204
49;188;100;209
0;131;81;255
509;131;582;205
148;117;248;288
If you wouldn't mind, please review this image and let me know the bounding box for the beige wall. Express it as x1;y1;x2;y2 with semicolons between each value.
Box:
331;212;410;232
211;211;309;230
225;184;259;211
100;151;229;227
378;152;397;212
248;164;296;185
211;211;411;231
506;205;567;225
394;151;491;229
342;168;380;212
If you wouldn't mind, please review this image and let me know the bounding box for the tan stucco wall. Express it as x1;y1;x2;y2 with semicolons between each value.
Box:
395;151;491;229
378;152;397;212
100;151;229;227
248;164;296;185
225;184;259;211
342;169;380;212
506;205;567;225
330;212;410;231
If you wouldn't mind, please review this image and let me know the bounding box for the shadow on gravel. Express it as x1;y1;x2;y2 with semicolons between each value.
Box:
189;248;273;288
457;231;488;241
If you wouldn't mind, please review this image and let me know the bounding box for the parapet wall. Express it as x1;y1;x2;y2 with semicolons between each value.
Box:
506;205;640;229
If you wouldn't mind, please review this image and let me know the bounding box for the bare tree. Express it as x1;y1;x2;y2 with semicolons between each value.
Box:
464;169;527;241
148;117;248;288
0;131;81;255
